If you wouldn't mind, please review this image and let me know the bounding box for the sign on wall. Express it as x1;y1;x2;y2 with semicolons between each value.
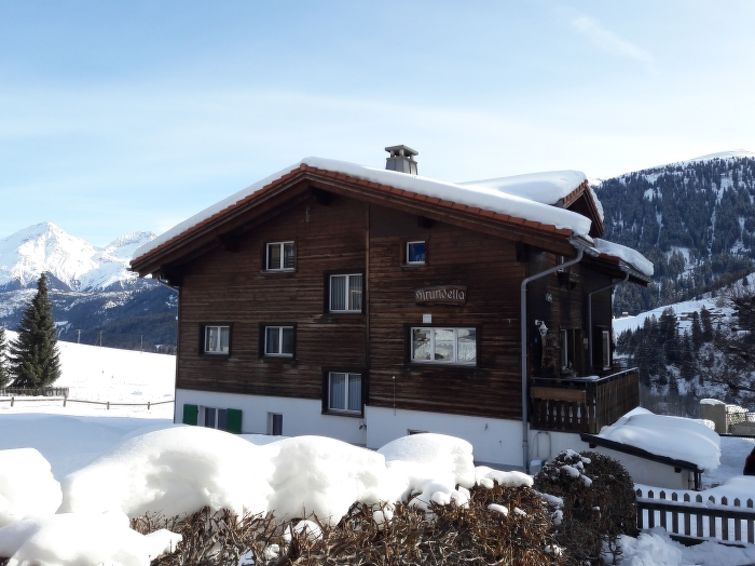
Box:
414;285;468;306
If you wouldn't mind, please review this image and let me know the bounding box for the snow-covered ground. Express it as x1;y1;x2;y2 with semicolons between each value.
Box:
1;339;754;564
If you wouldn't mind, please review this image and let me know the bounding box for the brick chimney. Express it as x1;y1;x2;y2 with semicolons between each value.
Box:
385;145;418;175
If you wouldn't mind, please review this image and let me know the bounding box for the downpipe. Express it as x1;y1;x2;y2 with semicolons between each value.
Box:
520;246;584;474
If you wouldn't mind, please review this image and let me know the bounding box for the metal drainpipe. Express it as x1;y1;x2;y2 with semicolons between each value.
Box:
587;272;629;372
521;246;583;474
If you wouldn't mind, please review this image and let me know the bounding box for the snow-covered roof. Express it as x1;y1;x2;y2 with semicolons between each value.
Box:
596;407;721;471
459;170;587;206
133;158;593;261
593;238;654;278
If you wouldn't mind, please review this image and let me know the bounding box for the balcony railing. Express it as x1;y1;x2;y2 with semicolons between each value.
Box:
529;368;639;433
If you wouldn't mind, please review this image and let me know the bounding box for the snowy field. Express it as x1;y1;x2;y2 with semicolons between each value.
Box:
1;338;755;564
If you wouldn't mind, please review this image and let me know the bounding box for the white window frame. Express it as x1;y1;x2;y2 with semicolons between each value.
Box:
601;329;612;370
327;371;362;414
406;240;426;265
410;327;477;365
329;273;363;313
204;325;230;355
265;241;296;271
264;325;294;357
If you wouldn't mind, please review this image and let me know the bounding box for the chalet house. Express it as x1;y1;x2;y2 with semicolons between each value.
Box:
131;146;653;470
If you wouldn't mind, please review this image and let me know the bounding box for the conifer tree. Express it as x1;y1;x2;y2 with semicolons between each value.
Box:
9;273;61;388
701;307;714;342
691;311;703;350
0;326;10;388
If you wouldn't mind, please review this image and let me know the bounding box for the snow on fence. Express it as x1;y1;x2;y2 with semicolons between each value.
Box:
0;394;174;410
635;487;755;545
0;387;70;397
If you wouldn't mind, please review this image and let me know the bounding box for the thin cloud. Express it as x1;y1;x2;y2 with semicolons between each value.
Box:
571;15;655;70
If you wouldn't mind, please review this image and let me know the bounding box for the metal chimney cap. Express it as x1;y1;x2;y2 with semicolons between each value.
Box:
385;144;419;158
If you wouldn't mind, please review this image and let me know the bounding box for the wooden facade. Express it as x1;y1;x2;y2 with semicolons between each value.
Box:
132;163;648;440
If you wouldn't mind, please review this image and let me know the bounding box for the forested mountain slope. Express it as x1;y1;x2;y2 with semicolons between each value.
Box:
595;152;755;314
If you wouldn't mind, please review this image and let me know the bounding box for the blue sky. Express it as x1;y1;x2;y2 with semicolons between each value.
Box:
2;0;754;245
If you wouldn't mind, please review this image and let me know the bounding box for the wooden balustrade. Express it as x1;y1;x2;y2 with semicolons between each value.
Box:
529;368;639;433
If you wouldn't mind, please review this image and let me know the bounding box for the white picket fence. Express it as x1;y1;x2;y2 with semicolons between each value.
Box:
636;487;755;545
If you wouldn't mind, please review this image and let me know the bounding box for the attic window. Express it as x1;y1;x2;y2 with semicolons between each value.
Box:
266;242;296;271
406;241;426;265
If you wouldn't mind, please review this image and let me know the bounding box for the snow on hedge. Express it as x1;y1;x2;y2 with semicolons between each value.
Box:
0;449;62;527
2;427;538;563
134;157;592;260
61;426;273;518
597;408;721;470
0;512;180;566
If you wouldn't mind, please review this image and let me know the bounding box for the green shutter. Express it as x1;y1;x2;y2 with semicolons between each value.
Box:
182;404;198;425
225;408;242;433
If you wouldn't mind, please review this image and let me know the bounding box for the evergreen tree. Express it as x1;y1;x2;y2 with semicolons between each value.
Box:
701;307;714;342
691;311;703;350
9;273;61;388
0;326;10;388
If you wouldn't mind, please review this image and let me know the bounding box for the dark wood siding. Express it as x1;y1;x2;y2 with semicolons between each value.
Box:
366;205;526;419
175;192;367;399
171;185;619;420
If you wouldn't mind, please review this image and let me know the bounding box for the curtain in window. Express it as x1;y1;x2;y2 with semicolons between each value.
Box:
349;274;363;311
219;327;230;353
457;328;477;363
412;328;432;361
268;244;281;269
329;372;346;410
266;327;280;354
282;327;294;354
331;276;346;311
283;243;296;269
434;328;454;361
347;374;361;412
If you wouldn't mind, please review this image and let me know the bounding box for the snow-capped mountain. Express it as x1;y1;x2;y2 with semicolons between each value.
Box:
595;151;755;315
0;223;177;351
0;222;155;291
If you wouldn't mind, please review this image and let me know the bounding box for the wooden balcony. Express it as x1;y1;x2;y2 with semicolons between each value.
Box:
529;368;640;434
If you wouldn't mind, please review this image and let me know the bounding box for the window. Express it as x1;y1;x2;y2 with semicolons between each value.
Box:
601;330;611;370
182;404;242;433
560;328;580;371
266;241;296;271
202;406;228;429
264;325;295;357
411;327;476;365
204;325;230;355
329;273;363;312
268;413;283;436
406;241;426;265
327;371;362;414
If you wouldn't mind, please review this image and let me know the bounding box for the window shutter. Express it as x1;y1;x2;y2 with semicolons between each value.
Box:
225;408;243;433
182;404;198;425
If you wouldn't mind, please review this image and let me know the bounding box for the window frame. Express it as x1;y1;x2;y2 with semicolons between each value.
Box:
202;324;231;356
263;324;296;358
328;272;364;313
323;370;364;416
405;240;427;266
265;241;296;272
601;329;612;371
409;325;478;366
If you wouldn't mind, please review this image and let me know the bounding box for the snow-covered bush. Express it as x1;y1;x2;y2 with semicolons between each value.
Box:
533;450;637;564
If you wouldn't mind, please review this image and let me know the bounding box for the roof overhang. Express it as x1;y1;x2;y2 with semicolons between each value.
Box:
131;164;581;277
580;432;703;473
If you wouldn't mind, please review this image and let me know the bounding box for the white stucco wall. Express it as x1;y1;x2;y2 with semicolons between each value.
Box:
586;445;697;490
176;389;596;468
175;389;367;445
365;406;532;467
